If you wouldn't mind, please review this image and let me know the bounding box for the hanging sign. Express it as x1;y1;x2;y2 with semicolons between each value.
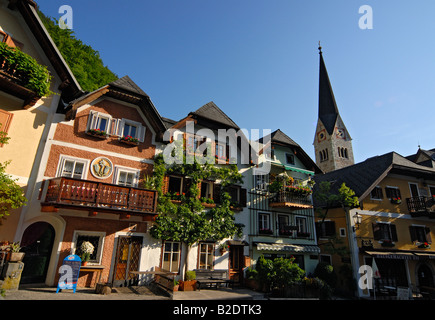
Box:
56;254;81;293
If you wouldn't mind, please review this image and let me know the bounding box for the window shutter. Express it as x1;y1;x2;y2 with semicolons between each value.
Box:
87;110;98;131
326;221;336;236
138;125;146;143
162;176;170;194
240;188;247;207
0;109;13;132
372;223;381;240
409;226;417;242
390;224;398;242
426;227;432;244
213;184;221;204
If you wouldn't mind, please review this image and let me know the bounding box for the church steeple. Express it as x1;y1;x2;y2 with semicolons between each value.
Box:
318;44;339;135
313;45;355;173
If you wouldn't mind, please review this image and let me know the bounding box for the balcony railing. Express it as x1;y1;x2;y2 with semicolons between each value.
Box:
269;191;313;209
42;177;158;216
406;196;435;217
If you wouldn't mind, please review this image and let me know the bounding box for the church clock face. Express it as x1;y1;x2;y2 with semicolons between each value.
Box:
317;129;327;142
336;128;346;139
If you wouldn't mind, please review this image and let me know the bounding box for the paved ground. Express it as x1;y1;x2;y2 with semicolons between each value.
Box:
1;284;266;300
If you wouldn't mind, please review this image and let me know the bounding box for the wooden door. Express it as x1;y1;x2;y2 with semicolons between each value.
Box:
112;236;142;287
228;245;244;285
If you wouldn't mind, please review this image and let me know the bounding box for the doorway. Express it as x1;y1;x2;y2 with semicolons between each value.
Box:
20;222;55;284
418;263;434;288
228;245;244;285
112;236;143;287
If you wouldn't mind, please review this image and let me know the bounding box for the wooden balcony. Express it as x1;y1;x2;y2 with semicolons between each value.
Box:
269;191;313;209
41;177;158;219
406;196;435;218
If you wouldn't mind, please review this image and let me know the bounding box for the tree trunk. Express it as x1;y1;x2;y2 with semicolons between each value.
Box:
184;244;192;280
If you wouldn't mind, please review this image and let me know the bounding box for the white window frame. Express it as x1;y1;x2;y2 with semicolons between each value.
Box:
120;119;146;142
259;212;271;231
370;185;383;201
113;166;140;188
295;216;307;233
254;170;269;191
71;230;105;265
285;153;295;165
56;155;89;180
162;241;181;273
87;110;113;134
198;242;215;270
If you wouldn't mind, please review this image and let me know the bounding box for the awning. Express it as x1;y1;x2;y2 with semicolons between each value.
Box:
284;165;315;176
364;251;429;260
256;243;320;254
413;253;435;259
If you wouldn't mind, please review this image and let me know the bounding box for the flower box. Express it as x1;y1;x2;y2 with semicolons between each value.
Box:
179;280;197;291
119;136;139;145
418;242;431;249
86;129;108;139
390;197;402;204
259;228;273;235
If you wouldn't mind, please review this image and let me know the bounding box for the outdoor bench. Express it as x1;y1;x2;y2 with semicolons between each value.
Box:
194;269;234;290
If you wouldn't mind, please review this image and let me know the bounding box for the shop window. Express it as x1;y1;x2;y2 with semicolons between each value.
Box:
73;231;105;264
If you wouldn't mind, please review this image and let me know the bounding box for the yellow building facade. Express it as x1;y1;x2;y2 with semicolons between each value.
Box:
315;150;435;299
0;0;80;240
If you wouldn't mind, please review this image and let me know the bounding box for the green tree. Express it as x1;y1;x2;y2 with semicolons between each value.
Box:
0;131;27;221
314;181;359;257
37;10;118;92
148;153;244;278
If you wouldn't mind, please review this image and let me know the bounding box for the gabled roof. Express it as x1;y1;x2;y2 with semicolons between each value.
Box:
65;75;167;140
189;101;240;129
313;151;435;207
259;129;322;174
109;75;149;97
318;48;340;135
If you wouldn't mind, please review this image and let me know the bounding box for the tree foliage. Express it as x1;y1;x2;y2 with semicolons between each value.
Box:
37;10;118;92
148;153;244;277
0;129;27;221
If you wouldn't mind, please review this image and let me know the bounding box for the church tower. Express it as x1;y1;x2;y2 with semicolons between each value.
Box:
313;45;354;173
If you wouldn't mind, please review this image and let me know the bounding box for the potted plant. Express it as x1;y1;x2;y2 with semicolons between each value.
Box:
180;270;197;291
8;242;25;262
219;242;229;255
79;241;95;266
173;279;180;292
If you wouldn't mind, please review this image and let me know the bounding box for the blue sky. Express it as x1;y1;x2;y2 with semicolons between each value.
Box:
38;0;435;164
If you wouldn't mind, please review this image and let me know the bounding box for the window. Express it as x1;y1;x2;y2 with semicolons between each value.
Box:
278;215;292;235
198;243;214;270
168;176;183;194
73;231;105;264
259;213;272;234
162;241;181;273
410;225;432;244
57;156;88;179
114;168;139;187
316;220;336;238
86;111;146;142
320;255;332;265
296;216;307;233
372;222;398;242
319;149;329;162
370;186;383;200
0;30;24;49
385;186;401;200
285;153;295;165
0;109;13;147
200;181;213;199
254;172;269;191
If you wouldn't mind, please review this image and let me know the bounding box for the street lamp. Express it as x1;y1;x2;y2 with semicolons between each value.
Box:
353;212;362;231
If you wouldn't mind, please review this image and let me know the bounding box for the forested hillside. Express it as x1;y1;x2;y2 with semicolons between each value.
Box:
37;10;118;92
